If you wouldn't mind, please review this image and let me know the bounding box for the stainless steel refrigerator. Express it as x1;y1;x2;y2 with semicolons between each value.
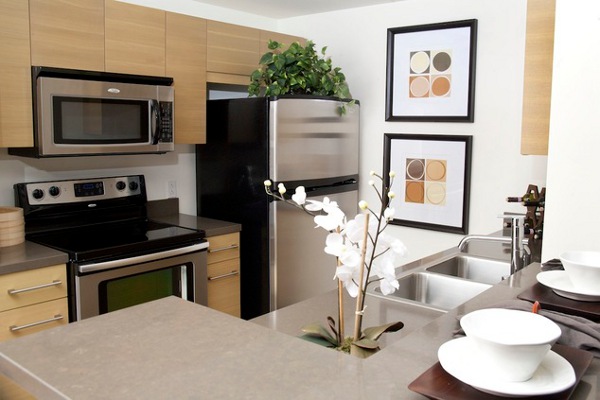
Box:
197;96;359;319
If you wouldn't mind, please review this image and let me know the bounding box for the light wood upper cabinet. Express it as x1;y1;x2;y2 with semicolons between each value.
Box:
166;12;207;144
0;0;33;148
520;0;555;155
29;0;105;71
206;20;260;85
105;0;166;76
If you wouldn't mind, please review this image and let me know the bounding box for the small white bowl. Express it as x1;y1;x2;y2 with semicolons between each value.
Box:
560;251;600;294
460;308;561;382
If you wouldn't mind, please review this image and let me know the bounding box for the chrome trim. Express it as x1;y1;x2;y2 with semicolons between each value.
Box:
10;315;64;331
78;242;208;273
8;280;62;295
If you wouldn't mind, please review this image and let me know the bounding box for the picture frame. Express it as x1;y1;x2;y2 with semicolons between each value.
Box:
385;19;478;122
383;133;472;234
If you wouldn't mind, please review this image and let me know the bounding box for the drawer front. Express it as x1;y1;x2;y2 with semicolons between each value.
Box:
207;232;240;264
0;264;67;312
0;298;68;342
207;258;240;317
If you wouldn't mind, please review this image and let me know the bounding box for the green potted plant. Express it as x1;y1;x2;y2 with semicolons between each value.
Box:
248;40;355;114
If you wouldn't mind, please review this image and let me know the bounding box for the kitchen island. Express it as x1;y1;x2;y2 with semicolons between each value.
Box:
0;261;598;399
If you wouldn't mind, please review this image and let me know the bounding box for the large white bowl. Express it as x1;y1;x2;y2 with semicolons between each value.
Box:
560;251;600;293
460;308;561;382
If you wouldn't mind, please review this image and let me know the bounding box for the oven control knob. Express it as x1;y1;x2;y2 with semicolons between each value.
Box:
129;181;139;191
32;188;44;200
48;186;60;197
116;181;126;191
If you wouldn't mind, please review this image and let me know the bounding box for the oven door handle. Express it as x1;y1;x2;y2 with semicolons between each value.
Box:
77;242;209;274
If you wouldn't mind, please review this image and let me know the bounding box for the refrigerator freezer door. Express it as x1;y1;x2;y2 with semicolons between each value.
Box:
270;189;358;310
269;98;359;182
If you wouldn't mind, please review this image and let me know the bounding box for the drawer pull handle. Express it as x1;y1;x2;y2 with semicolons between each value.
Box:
8;280;62;295
208;244;239;253
208;270;239;281
10;314;64;332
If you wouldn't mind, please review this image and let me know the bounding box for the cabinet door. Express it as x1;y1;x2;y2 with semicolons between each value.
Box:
105;0;166;76
0;264;67;312
207;258;240;317
520;0;555;155
0;0;33;148
166;12;207;144
206;20;260;84
207;232;240;264
29;0;105;71
0;298;68;342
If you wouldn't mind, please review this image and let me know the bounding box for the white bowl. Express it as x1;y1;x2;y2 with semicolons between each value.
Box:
560;251;600;293
460;308;561;382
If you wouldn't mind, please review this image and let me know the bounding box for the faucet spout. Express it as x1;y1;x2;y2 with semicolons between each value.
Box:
458;215;530;275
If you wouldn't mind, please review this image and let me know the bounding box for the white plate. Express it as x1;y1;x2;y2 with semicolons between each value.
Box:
438;337;576;397
537;270;600;301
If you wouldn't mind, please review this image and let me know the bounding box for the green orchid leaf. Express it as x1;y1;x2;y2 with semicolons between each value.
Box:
362;321;404;342
300;333;336;348
350;343;378;359
301;323;338;346
353;337;380;349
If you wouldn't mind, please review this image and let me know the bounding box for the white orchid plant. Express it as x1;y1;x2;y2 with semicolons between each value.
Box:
264;170;407;357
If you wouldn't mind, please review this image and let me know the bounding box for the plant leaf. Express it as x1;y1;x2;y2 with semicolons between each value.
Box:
300;333;336;348
350;343;378;359
301;323;338;346
362;321;404;342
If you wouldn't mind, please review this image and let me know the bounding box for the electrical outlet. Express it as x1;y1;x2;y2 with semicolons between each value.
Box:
167;181;177;198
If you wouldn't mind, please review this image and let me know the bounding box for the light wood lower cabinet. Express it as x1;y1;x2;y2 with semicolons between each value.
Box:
206;232;240;317
0;264;69;342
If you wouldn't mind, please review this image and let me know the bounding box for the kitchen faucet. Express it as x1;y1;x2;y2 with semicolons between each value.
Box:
458;214;531;275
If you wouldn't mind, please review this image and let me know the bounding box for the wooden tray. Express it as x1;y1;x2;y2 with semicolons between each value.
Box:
408;344;593;400
518;283;600;322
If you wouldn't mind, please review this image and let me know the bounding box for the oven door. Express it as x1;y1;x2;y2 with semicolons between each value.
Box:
74;244;207;321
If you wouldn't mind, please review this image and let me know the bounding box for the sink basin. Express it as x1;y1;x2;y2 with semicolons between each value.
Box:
426;254;511;284
369;272;492;312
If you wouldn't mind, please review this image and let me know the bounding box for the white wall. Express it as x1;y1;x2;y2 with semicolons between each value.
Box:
542;0;600;260
278;0;547;264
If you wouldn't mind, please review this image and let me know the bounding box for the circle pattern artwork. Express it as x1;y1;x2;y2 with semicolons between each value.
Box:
406;159;425;180
405;157;448;206
407;49;453;98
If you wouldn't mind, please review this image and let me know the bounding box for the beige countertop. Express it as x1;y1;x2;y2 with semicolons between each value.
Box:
0;258;598;399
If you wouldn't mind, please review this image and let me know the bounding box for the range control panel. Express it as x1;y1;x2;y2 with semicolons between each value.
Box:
17;175;144;206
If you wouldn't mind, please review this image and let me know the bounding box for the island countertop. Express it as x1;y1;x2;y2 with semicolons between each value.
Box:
0;260;598;399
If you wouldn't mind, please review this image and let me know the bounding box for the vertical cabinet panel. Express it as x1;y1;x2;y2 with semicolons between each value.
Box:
520;0;555;155
0;0;32;148
105;0;166;76
166;13;207;144
207;232;241;317
29;0;105;71
207;21;260;84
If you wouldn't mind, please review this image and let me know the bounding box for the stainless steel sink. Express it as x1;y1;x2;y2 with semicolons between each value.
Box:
426;254;511;284
369;272;492;312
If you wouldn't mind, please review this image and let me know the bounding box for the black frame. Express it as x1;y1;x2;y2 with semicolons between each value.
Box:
385;19;478;122
383;133;472;234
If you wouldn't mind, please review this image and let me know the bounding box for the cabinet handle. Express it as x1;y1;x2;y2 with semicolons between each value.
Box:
9;314;64;332
208;244;239;253
7;280;62;295
208;270;239;281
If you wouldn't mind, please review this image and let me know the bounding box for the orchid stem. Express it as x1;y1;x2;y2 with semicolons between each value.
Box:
353;213;370;342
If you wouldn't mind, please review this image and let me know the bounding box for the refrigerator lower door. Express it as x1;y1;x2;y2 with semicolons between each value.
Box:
270;189;358;310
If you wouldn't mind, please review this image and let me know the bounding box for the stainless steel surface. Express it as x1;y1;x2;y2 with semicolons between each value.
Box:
77;242;208;273
370;271;492;312
208;270;240;281
269;98;359;182
270;190;358;310
459;215;530;275
7;279;62;294
426;253;511;284
35;74;174;156
76;249;207;320
9;315;64;332
207;244;239;253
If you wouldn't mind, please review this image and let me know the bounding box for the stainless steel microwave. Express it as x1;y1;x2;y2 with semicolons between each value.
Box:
9;66;174;158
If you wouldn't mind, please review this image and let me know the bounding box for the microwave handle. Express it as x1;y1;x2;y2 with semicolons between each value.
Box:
150;100;162;144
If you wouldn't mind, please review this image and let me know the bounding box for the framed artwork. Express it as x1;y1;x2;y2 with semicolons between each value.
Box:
383;133;472;234
385;19;478;122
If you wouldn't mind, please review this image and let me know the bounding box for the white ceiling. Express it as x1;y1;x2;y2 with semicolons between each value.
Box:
191;0;405;19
